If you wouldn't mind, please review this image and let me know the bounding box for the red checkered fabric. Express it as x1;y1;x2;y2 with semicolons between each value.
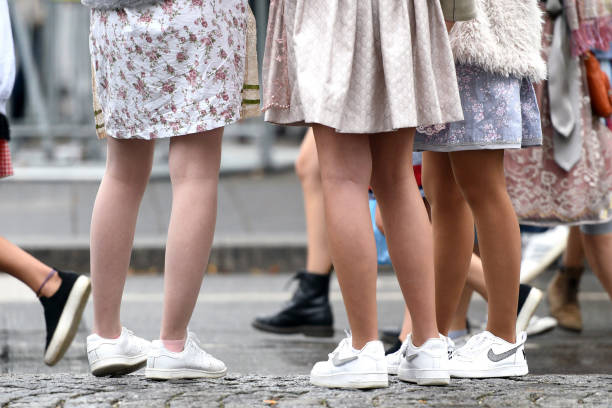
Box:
0;139;13;178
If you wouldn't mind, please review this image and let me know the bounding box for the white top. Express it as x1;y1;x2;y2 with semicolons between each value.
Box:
0;0;16;116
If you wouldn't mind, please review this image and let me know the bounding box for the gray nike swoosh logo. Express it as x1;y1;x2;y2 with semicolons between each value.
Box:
487;343;524;362
405;354;417;362
332;354;358;366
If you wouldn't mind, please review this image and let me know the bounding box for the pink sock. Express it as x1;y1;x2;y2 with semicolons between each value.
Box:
162;338;186;352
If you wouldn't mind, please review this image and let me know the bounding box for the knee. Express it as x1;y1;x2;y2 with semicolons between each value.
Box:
457;180;507;213
295;147;321;184
169;163;220;188
423;176;463;212
105;163;151;193
370;165;417;199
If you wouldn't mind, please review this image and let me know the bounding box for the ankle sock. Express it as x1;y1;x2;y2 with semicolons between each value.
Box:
448;329;468;339
162;339;186;352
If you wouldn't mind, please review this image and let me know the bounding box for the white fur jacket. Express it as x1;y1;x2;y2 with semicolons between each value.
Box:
449;0;546;82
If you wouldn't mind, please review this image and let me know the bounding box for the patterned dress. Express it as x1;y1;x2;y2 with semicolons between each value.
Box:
90;0;247;140
504;19;612;226
414;64;542;151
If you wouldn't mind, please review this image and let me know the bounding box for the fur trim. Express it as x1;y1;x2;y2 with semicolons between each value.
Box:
449;0;546;83
81;0;162;10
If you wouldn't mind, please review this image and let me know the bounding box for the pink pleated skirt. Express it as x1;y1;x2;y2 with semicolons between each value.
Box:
262;0;464;133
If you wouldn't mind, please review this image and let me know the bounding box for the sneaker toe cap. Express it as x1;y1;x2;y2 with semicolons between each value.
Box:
210;358;227;372
310;361;330;376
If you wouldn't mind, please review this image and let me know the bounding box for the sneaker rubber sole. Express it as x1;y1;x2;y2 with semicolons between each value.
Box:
450;364;528;378
397;367;450;386
90;354;148;377
44;276;91;366
309;372;388;389
387;365;399;376
145;367;227;380
251;321;334;337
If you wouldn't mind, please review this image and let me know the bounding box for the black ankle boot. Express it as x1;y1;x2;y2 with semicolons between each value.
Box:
252;270;333;337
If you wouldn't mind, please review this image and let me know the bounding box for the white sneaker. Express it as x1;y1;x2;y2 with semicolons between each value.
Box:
398;335;450;386
87;327;151;376
310;336;388;389
145;331;227;380
449;331;528;378
442;335;456;357
520;226;569;283
526;315;557;336
386;340;408;375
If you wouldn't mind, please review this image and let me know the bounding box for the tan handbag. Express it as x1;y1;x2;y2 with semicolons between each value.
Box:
240;5;261;120
91;66;107;140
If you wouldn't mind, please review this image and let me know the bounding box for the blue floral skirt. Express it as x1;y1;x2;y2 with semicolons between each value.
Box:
414;64;542;152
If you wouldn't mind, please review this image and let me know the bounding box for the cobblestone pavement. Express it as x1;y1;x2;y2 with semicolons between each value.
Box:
1;373;611;407
2;271;612;406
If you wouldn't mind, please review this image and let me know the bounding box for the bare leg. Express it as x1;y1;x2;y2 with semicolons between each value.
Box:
296;128;332;275
450;149;520;343
465;254;487;300
422;152;474;336
375;204;410;342
581;231;612;301
374;204;384;234
312;124;377;349
564;226;585;268
160;130;223;344
399;306;412;342
449;287;473;332
90;138;155;338
370;129;439;346
0;237;61;297
399;253;483;341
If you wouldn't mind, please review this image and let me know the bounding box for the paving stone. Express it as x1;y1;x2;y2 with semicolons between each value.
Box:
1;374;611;407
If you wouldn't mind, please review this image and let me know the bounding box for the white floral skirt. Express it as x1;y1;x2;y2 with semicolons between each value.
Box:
90;0;247;140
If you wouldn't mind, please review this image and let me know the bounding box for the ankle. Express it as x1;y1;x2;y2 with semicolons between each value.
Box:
94;327;123;340
38;269;61;298
486;327;516;344
411;328;440;347
351;335;377;350
162;338;186;352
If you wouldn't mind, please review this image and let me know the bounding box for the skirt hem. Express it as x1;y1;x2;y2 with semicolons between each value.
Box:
104;114;240;141
414;141;542;152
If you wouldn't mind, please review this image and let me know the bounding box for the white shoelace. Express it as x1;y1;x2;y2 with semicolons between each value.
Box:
453;333;490;359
